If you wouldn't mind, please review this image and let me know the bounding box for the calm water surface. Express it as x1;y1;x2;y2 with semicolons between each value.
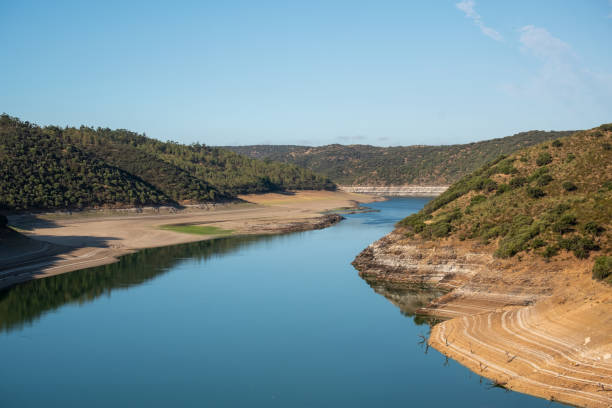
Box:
0;198;565;407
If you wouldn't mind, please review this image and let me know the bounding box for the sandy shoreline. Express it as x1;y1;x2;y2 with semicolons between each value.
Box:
0;190;379;290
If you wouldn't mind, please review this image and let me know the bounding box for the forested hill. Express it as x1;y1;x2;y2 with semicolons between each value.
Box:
398;123;612;282
0;115;335;211
224;130;575;186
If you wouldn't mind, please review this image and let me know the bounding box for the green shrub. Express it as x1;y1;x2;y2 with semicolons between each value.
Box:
511;214;534;229
397;212;428;232
583;222;605;236
532;218;551;232
431;222;451;238
494;217;540;258
495;239;525;258
528;167;550;181
420;227;433;240
472;177;498;192
439;208;463;223
566;153;576;163
599;123;612;132
603;143;611;151
495;228;538;258
509;176;527;188
552;213;577;234
603;181;612;191
574;247;589;259
494;159;517;175
527;187;545;199
562;181;577;191
531;238;546;249
558;235;598;259
550;203;571;216
480;225;503;240
536;174;554;187
470;195;487;205
496;183;510;195
592;256;612;281
552;140;563;147
543;245;559;259
399;209;461;239
536;152;553;166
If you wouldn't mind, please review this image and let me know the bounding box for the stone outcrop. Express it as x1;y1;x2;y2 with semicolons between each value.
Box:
352;231;542;317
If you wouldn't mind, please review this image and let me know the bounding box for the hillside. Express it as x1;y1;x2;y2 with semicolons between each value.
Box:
0;115;335;211
224;130;575;186
0;116;174;210
62;127;335;196
353;124;612;407
398;124;612;278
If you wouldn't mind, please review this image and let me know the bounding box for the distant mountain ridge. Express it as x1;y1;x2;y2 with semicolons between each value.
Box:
223;130;576;186
0;115;335;212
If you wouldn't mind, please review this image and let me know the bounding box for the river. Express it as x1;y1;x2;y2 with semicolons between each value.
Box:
0;198;565;407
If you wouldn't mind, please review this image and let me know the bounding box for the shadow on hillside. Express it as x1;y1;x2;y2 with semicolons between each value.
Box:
26;234;119;248
0;233;120;293
8;215;61;231
272;190;296;196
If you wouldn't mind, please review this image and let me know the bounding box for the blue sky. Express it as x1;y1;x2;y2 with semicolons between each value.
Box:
1;1;611;146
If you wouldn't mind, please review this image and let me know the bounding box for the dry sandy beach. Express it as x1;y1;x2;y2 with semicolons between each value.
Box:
0;190;378;290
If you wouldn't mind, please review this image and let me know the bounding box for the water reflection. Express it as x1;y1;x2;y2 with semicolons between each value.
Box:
0;234;277;333
1;198;566;408
360;275;446;325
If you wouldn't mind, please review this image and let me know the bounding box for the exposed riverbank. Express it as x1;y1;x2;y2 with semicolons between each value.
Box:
0;190;379;290
353;231;612;408
338;185;448;196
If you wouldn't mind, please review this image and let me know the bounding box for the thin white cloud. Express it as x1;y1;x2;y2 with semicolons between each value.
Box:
456;0;478;19
503;25;612;116
456;0;503;41
519;25;572;61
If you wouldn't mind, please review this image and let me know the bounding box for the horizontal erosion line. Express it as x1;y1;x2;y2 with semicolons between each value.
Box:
338;186;449;196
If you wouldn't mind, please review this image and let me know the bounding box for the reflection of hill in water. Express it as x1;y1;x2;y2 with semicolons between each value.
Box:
0;235;276;333
361;277;446;325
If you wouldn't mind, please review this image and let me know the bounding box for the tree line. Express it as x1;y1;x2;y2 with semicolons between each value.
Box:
0;115;335;211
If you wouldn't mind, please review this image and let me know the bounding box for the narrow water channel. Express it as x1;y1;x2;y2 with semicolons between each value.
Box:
0;198;565;407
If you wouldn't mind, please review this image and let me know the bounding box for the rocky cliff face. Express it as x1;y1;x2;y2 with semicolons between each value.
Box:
352;231;551;317
354;231;489;301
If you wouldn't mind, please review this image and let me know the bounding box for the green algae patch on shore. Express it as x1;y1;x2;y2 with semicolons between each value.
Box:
159;224;233;236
